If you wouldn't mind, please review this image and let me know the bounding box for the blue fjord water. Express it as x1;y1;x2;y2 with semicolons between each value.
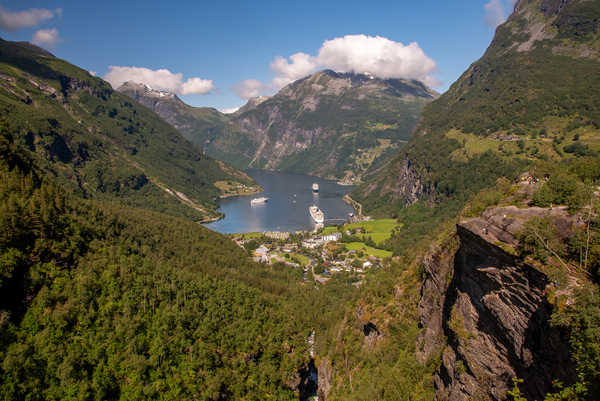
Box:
204;170;355;234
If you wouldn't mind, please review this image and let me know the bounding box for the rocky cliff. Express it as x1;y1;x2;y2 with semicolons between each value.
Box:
418;206;578;400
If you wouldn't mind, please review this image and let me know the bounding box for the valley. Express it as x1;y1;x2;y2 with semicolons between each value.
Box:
1;0;600;400
118;70;437;182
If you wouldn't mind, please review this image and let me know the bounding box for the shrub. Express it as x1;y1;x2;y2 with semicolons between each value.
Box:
517;216;565;263
532;172;580;208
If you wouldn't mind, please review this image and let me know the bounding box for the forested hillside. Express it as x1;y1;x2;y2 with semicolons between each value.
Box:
353;0;600;254
0;39;256;222
0;124;310;399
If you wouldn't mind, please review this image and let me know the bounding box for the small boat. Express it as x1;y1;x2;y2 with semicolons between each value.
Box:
312;183;319;193
250;197;269;205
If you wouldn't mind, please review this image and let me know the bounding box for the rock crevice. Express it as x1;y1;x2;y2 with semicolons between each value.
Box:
418;221;575;400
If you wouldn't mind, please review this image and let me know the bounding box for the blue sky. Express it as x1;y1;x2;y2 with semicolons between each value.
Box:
0;0;516;111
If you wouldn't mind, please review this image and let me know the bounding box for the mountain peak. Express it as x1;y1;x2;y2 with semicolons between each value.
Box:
0;38;55;59
118;81;177;99
279;69;438;100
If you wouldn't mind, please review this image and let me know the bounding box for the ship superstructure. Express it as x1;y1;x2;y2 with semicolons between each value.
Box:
309;205;324;223
250;197;269;205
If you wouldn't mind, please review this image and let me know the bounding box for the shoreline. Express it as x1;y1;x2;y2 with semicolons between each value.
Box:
200;212;224;224
219;186;263;199
343;194;363;219
218;185;263;199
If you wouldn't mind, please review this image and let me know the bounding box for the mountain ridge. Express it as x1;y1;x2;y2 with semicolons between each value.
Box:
119;69;438;182
0;38;257;221
354;0;600;214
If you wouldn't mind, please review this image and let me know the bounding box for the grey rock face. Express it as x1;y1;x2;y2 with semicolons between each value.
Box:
418;219;575;400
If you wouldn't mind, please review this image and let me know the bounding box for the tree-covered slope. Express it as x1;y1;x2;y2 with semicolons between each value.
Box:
355;0;600;218
0;125;309;400
0;39;256;222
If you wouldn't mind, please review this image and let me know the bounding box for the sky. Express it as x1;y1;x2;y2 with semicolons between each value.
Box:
0;0;518;112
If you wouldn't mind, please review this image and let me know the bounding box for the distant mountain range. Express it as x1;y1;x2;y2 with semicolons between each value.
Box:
0;39;257;221
118;70;437;182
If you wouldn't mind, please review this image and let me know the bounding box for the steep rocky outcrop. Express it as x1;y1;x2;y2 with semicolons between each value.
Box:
358;156;430;207
418;207;578;400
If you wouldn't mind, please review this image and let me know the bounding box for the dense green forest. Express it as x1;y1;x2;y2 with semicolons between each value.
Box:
0;125;309;399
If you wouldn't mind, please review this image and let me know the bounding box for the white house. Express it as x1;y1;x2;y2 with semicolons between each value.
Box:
254;245;270;263
322;232;342;243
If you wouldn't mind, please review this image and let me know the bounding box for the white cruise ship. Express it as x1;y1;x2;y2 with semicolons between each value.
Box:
312;183;319;193
250;197;269;205
309;205;324;223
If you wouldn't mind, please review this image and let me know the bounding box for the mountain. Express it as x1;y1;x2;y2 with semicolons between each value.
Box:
117;81;229;151
119;70;437;182
354;0;600;214
319;1;600;399
232;95;270;116
0;39;258;221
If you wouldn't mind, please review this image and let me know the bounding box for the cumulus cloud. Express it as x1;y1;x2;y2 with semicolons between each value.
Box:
270;52;317;89
180;77;215;95
484;0;505;28
103;66;215;95
484;0;517;29
319;35;437;81
233;34;439;99
233;79;268;99
32;28;61;48
0;6;61;31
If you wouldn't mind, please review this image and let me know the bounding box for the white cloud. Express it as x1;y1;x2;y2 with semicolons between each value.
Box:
484;0;517;29
270;52;317;89
103;66;215;95
0;6;60;31
484;0;505;28
233;79;268;99
233;34;439;99
180;77;215;95
32;28;61;48
317;35;437;81
220;107;240;114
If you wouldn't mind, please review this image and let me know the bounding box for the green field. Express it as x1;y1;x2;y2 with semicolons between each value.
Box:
345;242;393;258
346;219;400;243
236;232;263;239
289;253;309;267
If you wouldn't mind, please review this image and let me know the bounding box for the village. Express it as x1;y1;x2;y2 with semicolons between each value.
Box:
231;219;397;285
